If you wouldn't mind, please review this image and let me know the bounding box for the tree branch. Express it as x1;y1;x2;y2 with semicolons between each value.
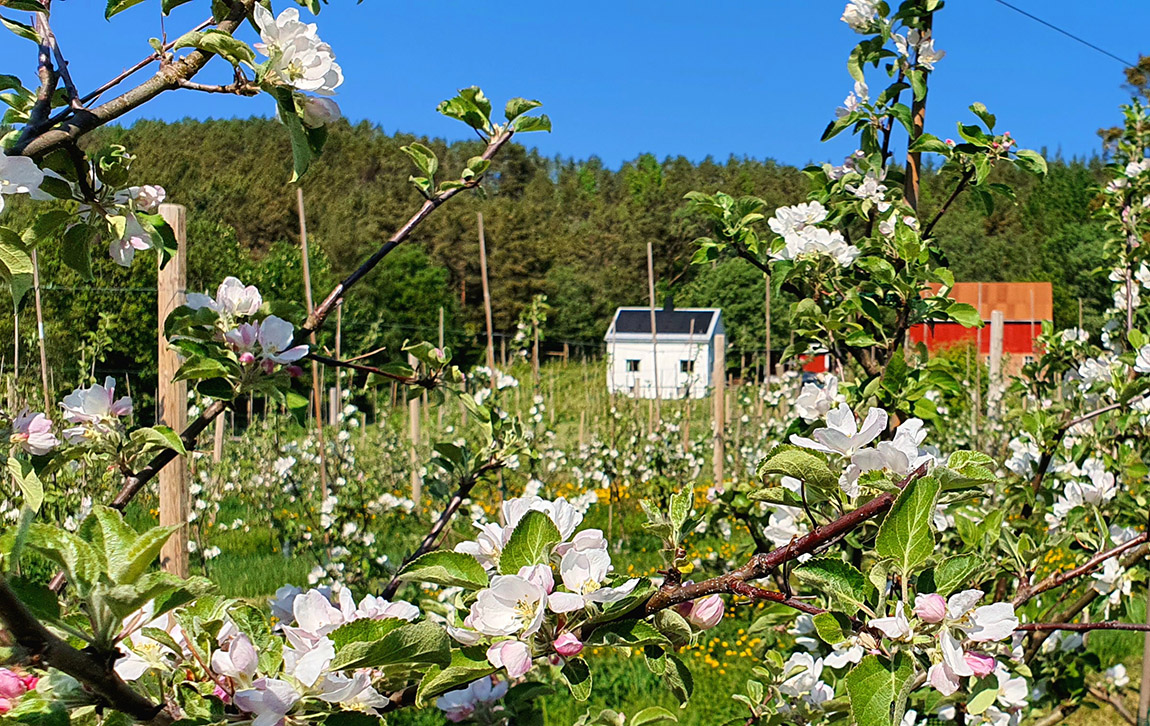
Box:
1088;685;1137;726
1014;533;1149;606
0;577;173;726
922;166;973;238
298;128;516;339
1017;622;1150;633
640;464;928;616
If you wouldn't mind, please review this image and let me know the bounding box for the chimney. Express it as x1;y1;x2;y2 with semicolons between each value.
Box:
663;294;674;311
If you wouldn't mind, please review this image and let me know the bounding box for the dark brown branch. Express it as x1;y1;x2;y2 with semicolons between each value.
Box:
298;129;515;339
640;464;927;616
1017;622;1150;633
380;464;499;599
306;352;419;386
0;578;172;725
922;166;973;238
728;580;826;615
16;13;58;149
1014;533;1148;606
177;79;258;96
10;3;254;158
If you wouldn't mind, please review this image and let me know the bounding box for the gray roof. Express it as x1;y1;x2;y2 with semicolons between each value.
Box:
605;307;721;340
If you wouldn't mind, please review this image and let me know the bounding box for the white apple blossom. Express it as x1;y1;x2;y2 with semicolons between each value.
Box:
1136;344;1150;373
768;201;828;238
109;214;152;266
211;633;257;687
548;548;638;612
841;0;879;32
9;410;59;455
235;678;300;726
188;276;263;318
847;172;887;204
468;574;548;637
1106;664;1130;688
486;639;533;678
301;96;341;128
316;670;388;712
436;677;508;723
869;601;913;641
763;505;806;548
60;377;132;442
129;184;166;212
791;403;888;458
0;155;47;215
253;5;343;96
794;375;842;421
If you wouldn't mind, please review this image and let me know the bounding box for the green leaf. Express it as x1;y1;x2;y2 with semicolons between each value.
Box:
505;97;542;121
907;69;927;101
26;524;103;594
931;554;984;596
1013;148;1047;177
969;102;996;131
498;510;560;574
812;612;853;646
129;425;187;456
794;556;871;613
331;621;450;670
907;133;949;154
105;0;147;19
415;646;496;706
7;457;43;513
171;29;254;66
329;617;405;650
0;14;36;42
756;444;837;492
119;523;180;584
400;142;438;179
561;658;592;701
966;679;999;715
161;0;196;14
845;653;915;726
631;707;678;725
875;475;940;578
7;576;60;622
946;302;983;328
60;224;94;280
270;87;314;182
397;551;489;590
0;227;33;306
586;620;670;649
437;87;492;133
512;114;551;133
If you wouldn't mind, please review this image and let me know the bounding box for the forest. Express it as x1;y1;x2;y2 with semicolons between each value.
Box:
0;116;1114;400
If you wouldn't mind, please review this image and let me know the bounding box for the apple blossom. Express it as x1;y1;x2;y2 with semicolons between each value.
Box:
253;5;343;96
130;184;166;211
301;96;341;128
869;601;913;641
316;670;388;712
1137;344;1150;373
914;593;947;623
60;377;132;442
992;664;1028;709
684;594;724;630
9;410;59;455
486;639;533;678
0;155;46;215
768;201;828;239
794;375;842;422
554;632;584;657
211;634;258;686
469;574;548;637
188;276;263;318
436;677;508;723
108;214;152;267
841;0;879;32
791;403;888;458
283;636;335;687
235;678;300;726
548;548;637;612
964;651;997;677
1106;664;1130;688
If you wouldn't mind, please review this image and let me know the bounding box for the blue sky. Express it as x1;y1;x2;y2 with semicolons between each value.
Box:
3;0;1147;168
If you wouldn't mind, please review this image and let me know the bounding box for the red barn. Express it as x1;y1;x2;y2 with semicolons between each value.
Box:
909;282;1053;368
801;282;1053;373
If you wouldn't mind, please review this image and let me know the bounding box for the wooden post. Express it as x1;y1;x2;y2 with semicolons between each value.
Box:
989;310;1004;417
478;213;496;376
408;352;422;507
646;242;661;420
712;332;726;486
334;300;343;409
30;250;50;412
157;203;189;577
578;410;586;448
905;12;931;211
764;272;771;397
297;189;329;502
212;415;225;463
328;387;339;426
438;306;445;430
532;326;540;384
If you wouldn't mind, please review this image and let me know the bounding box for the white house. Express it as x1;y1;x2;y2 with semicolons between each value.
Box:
603;305;724;399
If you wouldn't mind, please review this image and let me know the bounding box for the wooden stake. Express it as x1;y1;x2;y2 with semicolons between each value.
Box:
764;272;771;397
408;352;422;507
334;300;343;408
646;242;661;420
157;203;189;577
212;415;225;463
712;332;726;486
989;310;1004;418
904;12;931;211
438;306;445;430
297;188;329;503
30;249;50;412
478;213;496;377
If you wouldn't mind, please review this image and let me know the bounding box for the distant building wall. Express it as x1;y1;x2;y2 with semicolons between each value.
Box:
606;339;713;399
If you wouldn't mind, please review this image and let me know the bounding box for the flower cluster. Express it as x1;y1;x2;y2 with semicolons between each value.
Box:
768;201;861;267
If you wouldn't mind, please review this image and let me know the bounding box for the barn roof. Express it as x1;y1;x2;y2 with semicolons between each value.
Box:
605;307;720;339
925;282;1053;322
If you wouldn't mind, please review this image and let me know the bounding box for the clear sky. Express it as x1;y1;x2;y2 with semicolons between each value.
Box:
3;0;1147;168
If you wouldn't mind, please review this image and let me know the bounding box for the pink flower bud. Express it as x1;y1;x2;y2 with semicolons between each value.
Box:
0;698;11;715
913;593;947;623
0;670;27;700
300;97;341;129
945;138;955;146
286;365;304;378
239;352;256;365
964;651;997;677
213;684;231;703
261;358;275;374
554;633;583;657
687;595;724;629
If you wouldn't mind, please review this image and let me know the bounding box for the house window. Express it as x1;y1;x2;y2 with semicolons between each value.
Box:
626;359;640;373
680;359;694;373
